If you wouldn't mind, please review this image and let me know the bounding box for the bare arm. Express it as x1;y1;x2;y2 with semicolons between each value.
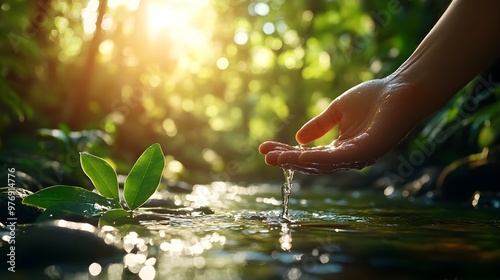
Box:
389;0;500;116
260;0;500;174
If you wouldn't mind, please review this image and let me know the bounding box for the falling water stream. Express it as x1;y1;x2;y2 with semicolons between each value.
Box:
280;168;294;220
280;144;304;220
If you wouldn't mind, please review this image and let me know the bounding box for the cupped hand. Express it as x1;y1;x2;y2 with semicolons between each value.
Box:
259;78;421;174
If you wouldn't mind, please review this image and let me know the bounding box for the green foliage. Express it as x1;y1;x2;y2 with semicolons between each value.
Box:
23;143;165;223
0;127;112;192
409;78;500;163
2;0;483;182
0;77;33;135
0;0;38;137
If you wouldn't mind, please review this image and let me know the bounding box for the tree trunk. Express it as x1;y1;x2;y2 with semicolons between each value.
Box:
66;0;108;129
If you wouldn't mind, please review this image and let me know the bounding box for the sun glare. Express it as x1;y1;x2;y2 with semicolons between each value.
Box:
147;3;186;32
81;0;216;66
108;0;140;10
145;0;213;57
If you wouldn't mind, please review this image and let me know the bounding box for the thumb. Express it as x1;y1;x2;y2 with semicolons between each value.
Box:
295;100;341;145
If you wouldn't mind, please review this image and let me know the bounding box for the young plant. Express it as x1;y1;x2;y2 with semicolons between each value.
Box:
23;143;165;221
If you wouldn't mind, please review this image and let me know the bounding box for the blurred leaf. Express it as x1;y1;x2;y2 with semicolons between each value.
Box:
478;117;500;148
23;185;119;209
124;143;165;211
479;126;494;148
80;152;119;201
37;128;70;144
468;113;490;145
0;77;33;121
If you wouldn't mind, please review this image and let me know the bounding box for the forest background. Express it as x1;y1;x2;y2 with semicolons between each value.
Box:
2;0;498;191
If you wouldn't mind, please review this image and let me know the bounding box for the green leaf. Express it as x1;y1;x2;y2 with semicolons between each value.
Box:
124;143;165;211
23;185;119;209
80;152;119;201
37;201;107;222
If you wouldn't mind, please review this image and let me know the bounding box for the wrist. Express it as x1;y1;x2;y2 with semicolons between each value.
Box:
381;74;441;123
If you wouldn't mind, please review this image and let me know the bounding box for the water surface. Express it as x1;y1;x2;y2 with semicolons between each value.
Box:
106;183;500;280
10;183;500;279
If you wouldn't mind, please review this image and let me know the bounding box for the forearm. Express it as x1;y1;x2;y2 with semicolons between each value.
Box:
389;0;500;116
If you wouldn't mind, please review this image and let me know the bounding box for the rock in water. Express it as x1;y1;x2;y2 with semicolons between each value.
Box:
0;220;123;271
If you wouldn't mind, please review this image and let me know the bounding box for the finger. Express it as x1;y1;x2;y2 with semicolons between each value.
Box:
288;160;371;174
276;149;348;174
264;150;282;165
263;151;320;174
277;163;324;175
295;100;341;145
276;150;302;166
298;143;375;166
279;161;358;175
259;141;296;154
266;149;309;166
264;149;323;174
298;146;350;165
273;146;374;174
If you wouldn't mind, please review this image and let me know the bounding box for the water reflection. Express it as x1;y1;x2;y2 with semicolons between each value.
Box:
279;222;293;251
158;232;226;256
88;262;102;276
12;182;500;280
133;183;497;279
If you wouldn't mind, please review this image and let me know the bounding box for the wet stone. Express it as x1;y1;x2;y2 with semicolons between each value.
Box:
0;221;123;270
0;187;41;224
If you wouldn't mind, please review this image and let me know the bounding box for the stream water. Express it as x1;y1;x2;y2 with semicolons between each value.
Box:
5;182;500;279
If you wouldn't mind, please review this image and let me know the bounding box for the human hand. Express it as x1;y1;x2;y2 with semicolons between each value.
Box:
259;78;421;174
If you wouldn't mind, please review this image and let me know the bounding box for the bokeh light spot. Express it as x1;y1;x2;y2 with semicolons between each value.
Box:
88;262;102;276
216;57;229;70
263;22;275;34
234;32;249;45
139;265;156;280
